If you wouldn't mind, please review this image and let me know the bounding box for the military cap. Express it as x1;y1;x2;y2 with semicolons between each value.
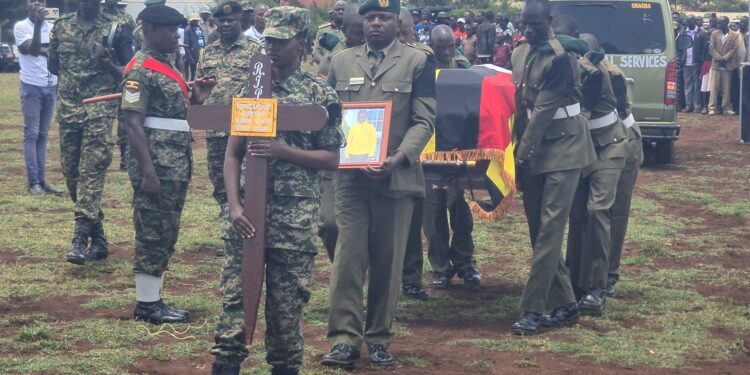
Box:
139;4;187;26
238;0;254;11
263;6;310;40
200;6;211;14
358;0;400;15
143;0;165;6
213;1;242;18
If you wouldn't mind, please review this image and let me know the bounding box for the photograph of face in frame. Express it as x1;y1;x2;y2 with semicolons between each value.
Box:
338;101;392;169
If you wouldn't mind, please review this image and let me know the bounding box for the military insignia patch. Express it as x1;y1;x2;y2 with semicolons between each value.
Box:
125;80;140;91
124;90;140;103
378;0;389;7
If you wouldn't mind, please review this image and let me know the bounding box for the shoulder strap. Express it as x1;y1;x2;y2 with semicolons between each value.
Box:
549;38;565;57
124;56;189;98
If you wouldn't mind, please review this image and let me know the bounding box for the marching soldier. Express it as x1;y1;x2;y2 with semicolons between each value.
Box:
312;0;346;64
48;0;133;265
197;1;264;257
322;0;435;366
120;4;216;324
211;7;342;375
509;0;595;335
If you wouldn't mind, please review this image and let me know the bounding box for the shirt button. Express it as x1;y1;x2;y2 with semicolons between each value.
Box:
561;132;566;136
371;82;376;87
395;88;399;92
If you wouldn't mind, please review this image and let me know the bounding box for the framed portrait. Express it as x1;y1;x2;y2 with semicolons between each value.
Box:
338;101;392;169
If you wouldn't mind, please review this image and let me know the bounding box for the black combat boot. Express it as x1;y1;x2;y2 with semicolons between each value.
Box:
133;300;188;324
66;218;94;265
86;221;109;261
579;288;606;316
210;360;240;375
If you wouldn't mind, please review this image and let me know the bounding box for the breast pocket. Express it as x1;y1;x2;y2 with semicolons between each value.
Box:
381;80;413;98
334;82;362;102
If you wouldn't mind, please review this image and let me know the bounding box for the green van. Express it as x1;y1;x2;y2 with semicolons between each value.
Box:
549;0;682;163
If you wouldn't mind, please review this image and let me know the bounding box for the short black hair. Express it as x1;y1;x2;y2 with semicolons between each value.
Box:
524;0;551;18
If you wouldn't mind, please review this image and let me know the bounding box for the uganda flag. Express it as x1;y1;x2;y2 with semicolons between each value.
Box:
421;65;517;221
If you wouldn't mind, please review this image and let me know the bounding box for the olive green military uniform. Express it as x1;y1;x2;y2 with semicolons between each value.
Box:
402;53;474;287
211;7;343;370
566;51;628;296
510;35;596;314
196;35;264;243
602;59;643;288
120;47;191;276
326;39;435;347
317;40;346;78
48;11;132;223
314;22;345;63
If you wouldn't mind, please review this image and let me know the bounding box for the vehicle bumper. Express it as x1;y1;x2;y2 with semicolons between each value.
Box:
639;123;680;142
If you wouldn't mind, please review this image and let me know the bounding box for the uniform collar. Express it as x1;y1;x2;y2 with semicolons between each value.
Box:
365;38;396;57
273;67;305;95
144;46;174;65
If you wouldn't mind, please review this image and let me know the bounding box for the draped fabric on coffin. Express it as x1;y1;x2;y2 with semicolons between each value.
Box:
421;65;517;220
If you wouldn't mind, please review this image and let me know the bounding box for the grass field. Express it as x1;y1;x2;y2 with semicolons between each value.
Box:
0;72;748;374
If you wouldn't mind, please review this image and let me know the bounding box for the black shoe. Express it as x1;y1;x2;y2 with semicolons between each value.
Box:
459;267;481;287
41;182;64;196
540;303;580;328
210;361;240;375
368;344;394;366
134;300;189;324
28;184;46;196
432;273;452;290
606;284;616;297
67;218;94;265
271;366;299;375
321;344;360;367
402;284;429;301
160;300;190;319
86;221;108;261
579;289;606;316
512;312;542;335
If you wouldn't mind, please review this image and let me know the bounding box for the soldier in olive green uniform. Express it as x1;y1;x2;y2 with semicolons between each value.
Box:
509;0;595;335
603;56;643;297
557;30;627;316
210;8;343;375
322;0;435;367
312;0;346;64
401;25;476;300
48;0;133;265
197;2;264;257
120;4;215;325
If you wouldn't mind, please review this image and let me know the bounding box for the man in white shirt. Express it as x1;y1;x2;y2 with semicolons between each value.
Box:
243;3;268;44
14;0;64;197
680;15;707;113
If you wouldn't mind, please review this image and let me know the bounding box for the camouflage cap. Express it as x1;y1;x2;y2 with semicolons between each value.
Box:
238;0;254;11
358;0;400;15
263;6;310;40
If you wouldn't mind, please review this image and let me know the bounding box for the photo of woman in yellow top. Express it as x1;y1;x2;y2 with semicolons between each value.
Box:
344;109;378;162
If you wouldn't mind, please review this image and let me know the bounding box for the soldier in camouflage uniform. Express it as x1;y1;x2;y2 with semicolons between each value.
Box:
211;7;342;375
197;1;264;257
48;0;133;265
312;0;346;64
120;4;216;324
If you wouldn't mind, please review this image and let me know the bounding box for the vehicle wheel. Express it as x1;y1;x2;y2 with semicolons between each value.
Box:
654;140;674;164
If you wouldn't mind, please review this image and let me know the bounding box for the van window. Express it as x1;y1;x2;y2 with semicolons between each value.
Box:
550;2;667;54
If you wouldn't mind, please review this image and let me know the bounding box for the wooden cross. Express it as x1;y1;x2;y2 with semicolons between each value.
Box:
187;55;328;344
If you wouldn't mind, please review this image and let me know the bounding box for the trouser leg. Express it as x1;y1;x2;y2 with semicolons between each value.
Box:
519;169;580;314
318;175;338;260
21;82;42;186
683;65;698;110
59;121;83;202
37;86;56;185
425;188;453;275
265;250;315;370
609;161;639;286
709;69;720;112
211;237;250;363
565;176;588;297
76;116;114;221
447;188;476;272
401;198;424;286
721;70;733;113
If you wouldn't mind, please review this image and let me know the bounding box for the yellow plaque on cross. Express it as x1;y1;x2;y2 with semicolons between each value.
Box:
231;98;278;137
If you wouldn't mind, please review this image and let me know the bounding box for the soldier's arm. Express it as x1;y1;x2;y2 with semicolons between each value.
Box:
121;74;159;194
581;70;603;114
610;74;630;117
397;54;437;168
47;22;60;76
113;22;135;67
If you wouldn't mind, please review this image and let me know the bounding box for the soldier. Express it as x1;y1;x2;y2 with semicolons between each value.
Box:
132;0;164;52
48;0;133;265
317;2;365;261
322;0;435;366
120;4;215;324
509;0;595;335
210;7;342;375
401;24;475;301
238;0;255;32
197;1;264;257
603;48;643;298
554;18;627;317
312;0;346;64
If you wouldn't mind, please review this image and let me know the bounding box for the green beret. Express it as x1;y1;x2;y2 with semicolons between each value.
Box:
358;0;400;15
143;0;165;6
263;6;310;40
139;4;187;26
213;1;242;18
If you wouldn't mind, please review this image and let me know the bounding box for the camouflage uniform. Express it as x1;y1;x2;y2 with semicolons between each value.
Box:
119;47;192;276
211;68;342;368
196;36;264;227
104;8;136;151
133;25;144;51
48;11;132;222
313;22;344;63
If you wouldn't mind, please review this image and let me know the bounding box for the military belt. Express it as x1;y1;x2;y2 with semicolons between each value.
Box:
526;102;581;120
622;113;636;128
588;110;618;130
143;117;190;132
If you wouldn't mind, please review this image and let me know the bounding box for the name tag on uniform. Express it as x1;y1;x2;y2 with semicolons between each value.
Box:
349;77;365;85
